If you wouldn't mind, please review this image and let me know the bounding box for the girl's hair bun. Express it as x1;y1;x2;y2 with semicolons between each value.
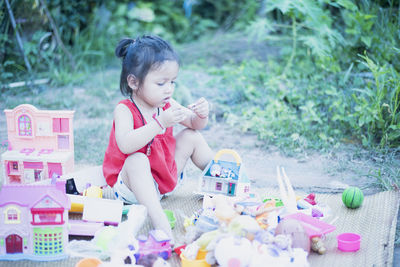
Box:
115;38;135;58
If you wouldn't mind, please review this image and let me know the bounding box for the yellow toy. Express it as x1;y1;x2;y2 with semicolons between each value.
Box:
83;185;103;198
70;185;103;213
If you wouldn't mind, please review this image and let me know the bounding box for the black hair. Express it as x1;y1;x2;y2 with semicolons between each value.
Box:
115;35;179;97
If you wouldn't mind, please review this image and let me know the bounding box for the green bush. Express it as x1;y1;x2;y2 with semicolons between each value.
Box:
2;0;399;150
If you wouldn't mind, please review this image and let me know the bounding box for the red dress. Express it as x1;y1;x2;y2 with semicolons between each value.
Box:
102;99;177;194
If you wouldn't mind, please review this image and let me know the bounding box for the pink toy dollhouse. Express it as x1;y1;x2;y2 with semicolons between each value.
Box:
135;230;172;261
0;180;70;261
1;104;75;184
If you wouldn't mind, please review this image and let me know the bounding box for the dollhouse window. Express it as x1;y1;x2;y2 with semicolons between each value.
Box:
34;170;42;181
18;115;32;136
38;213;58;223
215;182;222;191
32;208;64;225
12;162;18;170
8;209;18;220
53;118;69;133
4;207;21;224
57;135;69;149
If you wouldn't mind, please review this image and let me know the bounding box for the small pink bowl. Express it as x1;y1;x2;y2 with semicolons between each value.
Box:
337;233;361;252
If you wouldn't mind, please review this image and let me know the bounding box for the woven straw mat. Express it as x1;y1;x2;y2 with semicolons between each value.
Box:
1;178;399;267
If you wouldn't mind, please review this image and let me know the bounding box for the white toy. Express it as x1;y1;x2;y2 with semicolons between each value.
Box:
276;166;298;214
214;236;253;266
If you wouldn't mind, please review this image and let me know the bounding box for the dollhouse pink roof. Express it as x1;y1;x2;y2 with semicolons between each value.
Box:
0;182;70;209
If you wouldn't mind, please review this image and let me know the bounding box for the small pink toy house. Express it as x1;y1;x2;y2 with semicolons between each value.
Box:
135;230;172;261
0;180;70;261
198;149;251;197
1;104;74;184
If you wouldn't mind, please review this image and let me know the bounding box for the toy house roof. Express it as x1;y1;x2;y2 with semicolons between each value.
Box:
0;182;70;209
138;230;170;243
4;104;75;116
200;161;251;183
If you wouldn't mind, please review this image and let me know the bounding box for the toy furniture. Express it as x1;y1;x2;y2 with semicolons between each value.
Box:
283;213;336;238
198;149;251;197
1;104;75;184
0;180;70;261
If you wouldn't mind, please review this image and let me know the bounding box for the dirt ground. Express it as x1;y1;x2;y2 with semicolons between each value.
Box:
190;124;373;194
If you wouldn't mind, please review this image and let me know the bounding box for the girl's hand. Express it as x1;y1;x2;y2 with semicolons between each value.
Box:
158;106;187;128
188;97;209;119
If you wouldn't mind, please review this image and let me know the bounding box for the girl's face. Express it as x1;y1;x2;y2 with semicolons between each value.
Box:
136;60;179;108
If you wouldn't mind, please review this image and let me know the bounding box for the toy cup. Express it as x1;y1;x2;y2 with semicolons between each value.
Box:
180;249;210;267
337;233;361;252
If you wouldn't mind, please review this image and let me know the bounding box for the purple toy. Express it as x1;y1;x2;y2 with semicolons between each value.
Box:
0;181;70;261
135;230;172;261
311;208;323;218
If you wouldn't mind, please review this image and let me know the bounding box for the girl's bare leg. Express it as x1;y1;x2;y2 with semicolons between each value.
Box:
121;153;173;240
175;128;214;176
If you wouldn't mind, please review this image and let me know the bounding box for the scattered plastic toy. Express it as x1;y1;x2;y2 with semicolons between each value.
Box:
342;187;364;209
310;236;326;254
304;193;317;205
135;230;172;261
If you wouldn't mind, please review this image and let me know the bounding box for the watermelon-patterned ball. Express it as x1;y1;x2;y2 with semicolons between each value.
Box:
342;187;364;209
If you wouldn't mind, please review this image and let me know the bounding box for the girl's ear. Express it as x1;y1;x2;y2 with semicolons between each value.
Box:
127;74;139;91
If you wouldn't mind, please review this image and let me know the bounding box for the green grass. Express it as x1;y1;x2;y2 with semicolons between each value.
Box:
176;32;400;191
74;119;112;165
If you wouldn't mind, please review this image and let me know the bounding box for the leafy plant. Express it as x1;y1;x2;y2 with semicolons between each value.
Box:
348;55;400;147
262;0;345;74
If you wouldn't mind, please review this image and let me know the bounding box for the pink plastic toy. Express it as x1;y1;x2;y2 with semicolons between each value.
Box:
135;230;172;261
284;213;336;238
337;233;361;252
1;104;75;184
0;180;70;261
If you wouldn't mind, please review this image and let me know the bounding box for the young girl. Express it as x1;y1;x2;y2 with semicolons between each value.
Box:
103;35;214;240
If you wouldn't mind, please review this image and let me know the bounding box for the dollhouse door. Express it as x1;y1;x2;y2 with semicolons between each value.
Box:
48;162;62;177
228;182;236;196
5;234;23;254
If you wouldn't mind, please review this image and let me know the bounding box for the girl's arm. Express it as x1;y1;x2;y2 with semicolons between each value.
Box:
169;98;209;130
114;103;162;154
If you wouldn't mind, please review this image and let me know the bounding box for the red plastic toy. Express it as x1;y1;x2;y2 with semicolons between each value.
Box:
304;193;317;205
